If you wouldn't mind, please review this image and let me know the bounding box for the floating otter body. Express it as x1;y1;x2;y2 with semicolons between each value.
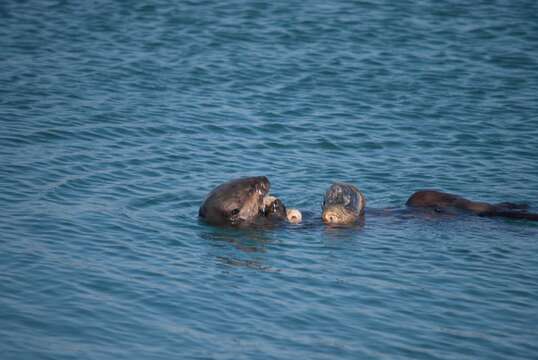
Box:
406;190;538;221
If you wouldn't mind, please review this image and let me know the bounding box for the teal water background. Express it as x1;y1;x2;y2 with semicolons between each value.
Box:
1;1;538;359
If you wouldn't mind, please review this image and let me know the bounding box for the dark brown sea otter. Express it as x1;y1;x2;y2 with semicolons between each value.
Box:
199;176;301;226
199;176;270;226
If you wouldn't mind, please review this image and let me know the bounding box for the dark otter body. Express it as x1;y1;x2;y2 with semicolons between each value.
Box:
406;190;538;221
199;176;290;227
321;183;366;225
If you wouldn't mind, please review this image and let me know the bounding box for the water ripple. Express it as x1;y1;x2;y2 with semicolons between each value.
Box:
1;0;538;359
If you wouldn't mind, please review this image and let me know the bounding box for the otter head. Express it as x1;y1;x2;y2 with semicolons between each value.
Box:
321;183;365;225
199;176;270;226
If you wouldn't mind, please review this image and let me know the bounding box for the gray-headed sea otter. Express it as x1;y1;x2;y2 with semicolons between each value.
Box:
321;183;366;225
321;183;538;225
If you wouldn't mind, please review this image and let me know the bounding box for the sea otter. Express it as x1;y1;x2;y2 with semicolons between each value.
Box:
320;183;538;225
321;183;366;225
406;190;538;220
199;176;302;226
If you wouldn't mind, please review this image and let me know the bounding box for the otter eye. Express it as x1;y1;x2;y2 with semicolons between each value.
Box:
230;208;240;216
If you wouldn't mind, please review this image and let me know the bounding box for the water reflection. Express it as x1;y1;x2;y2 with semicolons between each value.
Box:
215;256;277;272
200;226;274;253
200;225;276;271
321;217;365;245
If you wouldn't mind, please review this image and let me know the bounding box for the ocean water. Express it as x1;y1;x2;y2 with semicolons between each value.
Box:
1;0;538;359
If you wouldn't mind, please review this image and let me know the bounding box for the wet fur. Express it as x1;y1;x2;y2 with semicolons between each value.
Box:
407;190;538;221
322;183;366;225
199;176;269;226
263;196;288;221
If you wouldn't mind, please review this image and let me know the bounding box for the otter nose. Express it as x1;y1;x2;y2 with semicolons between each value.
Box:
322;211;337;224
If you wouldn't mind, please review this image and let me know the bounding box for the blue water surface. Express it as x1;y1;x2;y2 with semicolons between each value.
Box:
1;1;538;359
